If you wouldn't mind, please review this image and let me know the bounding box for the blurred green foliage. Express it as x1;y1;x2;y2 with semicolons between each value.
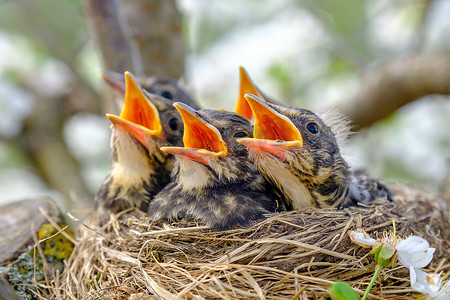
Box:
0;0;87;59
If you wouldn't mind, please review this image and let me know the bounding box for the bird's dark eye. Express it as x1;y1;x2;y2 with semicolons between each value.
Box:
160;90;174;100
306;122;319;134
234;132;248;138
168;118;178;130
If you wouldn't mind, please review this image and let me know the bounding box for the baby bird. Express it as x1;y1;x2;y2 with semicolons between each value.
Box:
95;72;187;218
147;103;284;230
237;94;390;210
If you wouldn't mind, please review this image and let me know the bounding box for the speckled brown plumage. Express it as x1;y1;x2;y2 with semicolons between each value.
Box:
148;107;285;230
238;94;391;210
96;72;198;220
96;125;166;215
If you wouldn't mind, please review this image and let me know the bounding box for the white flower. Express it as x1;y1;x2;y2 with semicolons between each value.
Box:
348;229;435;269
397;236;435;268
410;266;450;299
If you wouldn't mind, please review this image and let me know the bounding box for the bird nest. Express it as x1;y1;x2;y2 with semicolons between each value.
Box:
48;185;449;299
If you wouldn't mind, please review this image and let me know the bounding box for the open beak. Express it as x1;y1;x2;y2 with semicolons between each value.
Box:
99;70;126;95
233;66;261;121
161;102;227;165
106;71;164;149
237;93;302;160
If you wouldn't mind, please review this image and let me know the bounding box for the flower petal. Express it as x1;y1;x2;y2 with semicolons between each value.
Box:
427;273;442;296
348;230;375;248
409;267;450;299
437;280;450;300
409;266;430;295
396;236;435;268
397;236;429;252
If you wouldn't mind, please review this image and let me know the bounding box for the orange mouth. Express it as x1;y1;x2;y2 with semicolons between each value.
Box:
237;137;300;161
107;114;157;150
161;102;227;165
236;94;302;160
244;93;302;145
106;71;163;149
233;66;262;121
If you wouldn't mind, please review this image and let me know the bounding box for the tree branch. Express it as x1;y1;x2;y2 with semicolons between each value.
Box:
120;0;186;78
83;0;141;75
340;54;450;129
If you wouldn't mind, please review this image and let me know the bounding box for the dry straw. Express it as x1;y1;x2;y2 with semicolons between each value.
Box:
47;185;449;299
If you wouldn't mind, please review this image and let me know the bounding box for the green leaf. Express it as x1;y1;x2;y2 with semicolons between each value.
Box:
329;281;359;300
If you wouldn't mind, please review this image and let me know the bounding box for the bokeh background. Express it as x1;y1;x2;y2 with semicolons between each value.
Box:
0;0;449;212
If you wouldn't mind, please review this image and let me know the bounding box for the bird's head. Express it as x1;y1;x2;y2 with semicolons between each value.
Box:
106;72;169;160
237;93;345;175
161;103;254;188
101;71;197;158
237;94;349;208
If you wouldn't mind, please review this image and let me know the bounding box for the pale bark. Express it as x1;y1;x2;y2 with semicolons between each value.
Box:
83;0;140;75
120;0;186;79
0;197;61;264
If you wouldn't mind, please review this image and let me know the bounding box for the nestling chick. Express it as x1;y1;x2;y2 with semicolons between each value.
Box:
95;72;186;219
237;94;390;210
147;103;284;230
